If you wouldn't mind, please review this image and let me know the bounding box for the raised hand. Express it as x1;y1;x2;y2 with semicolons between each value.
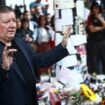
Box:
62;27;71;48
1;45;17;71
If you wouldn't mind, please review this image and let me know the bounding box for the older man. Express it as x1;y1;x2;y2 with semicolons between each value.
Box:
0;5;70;105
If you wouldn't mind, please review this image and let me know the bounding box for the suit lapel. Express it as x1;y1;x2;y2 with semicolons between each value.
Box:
11;60;26;83
14;38;31;66
13;37;36;79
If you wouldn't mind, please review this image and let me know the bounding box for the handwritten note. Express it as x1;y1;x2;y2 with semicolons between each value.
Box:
57;67;83;89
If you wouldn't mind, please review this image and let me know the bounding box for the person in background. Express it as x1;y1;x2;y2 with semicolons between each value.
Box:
36;15;51;52
16;17;22;37
20;19;33;44
22;11;38;32
46;14;56;48
29;0;44;16
14;5;22;18
35;15;53;78
42;3;49;15
0;5;71;105
32;5;44;24
22;11;39;52
86;2;105;74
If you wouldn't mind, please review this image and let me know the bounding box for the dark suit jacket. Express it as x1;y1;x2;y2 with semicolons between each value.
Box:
0;36;69;105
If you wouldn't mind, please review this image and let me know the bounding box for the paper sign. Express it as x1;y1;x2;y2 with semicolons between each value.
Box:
76;1;85;18
62;55;78;67
57;67;83;89
55;19;63;32
70;35;87;46
54;0;74;9
61;9;73;25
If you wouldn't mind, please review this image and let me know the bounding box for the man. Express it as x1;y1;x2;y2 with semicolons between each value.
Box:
29;0;44;16
32;5;44;23
0;5;70;105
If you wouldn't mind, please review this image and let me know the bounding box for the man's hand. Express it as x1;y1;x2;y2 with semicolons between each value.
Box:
1;45;17;71
62;27;71;48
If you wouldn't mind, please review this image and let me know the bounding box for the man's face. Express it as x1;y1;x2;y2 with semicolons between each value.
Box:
0;12;16;43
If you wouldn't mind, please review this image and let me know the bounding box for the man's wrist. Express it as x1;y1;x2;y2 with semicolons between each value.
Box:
61;42;67;48
61;35;68;48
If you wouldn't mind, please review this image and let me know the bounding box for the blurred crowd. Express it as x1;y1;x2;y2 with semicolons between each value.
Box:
13;0;105;76
14;0;56;79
